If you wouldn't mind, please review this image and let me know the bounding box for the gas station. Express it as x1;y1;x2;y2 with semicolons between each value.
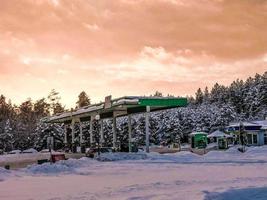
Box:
45;96;188;153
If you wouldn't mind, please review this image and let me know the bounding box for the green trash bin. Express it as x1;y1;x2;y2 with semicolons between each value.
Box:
218;137;228;149
190;132;208;149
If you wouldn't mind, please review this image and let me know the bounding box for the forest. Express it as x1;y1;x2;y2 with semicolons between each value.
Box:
0;72;266;151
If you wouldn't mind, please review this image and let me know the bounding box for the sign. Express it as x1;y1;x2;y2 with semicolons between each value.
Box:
104;95;112;109
76;146;81;153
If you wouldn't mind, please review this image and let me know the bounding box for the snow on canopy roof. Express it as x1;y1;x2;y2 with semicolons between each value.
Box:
207;130;233;138
46;96;187;123
48;112;72;121
73;104;104;116
189;132;208;136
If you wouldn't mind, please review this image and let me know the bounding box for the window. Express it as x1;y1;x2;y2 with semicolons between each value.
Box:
247;134;252;145
253;134;258;144
264;134;267;145
247;133;258;145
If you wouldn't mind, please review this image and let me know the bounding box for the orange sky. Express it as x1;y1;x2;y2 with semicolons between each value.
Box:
0;0;267;108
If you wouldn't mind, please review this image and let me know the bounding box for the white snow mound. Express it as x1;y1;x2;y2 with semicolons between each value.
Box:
25;157;95;175
96;152;148;161
0;167;12;181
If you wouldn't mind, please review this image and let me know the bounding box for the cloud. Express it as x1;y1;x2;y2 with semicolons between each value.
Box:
0;0;266;107
83;23;100;31
57;69;69;75
101;47;267;84
49;0;60;7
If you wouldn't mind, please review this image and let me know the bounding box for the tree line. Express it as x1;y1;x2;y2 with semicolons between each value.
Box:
0;89;91;151
0;72;266;151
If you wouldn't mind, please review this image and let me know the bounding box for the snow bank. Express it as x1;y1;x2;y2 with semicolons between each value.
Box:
22;148;38;154
147;151;201;163
246;146;267;154
0;167;12;181
25;157;95;175
0;153;50;163
8;150;21;154
86;146;267;164
204;187;267;200
96;152;148;162
2;146;267;179
26;162;74;174
147;146;267;164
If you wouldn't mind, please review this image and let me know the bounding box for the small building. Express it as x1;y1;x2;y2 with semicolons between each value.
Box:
189;132;208;149
207;130;232;141
207;130;233;149
226;121;267;146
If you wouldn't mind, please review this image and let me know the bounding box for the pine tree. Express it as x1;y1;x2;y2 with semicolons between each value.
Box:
54;102;65;114
153;91;163;97
47;89;65;115
0;119;14;151
229;79;245;116
195;88;204;104
34;98;50;118
76;91;91;108
203;87;210;103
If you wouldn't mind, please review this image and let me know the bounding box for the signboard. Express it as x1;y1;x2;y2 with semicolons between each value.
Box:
104;95;112;109
76;146;81;153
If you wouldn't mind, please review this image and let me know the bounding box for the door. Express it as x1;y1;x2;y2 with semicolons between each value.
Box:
252;134;258;145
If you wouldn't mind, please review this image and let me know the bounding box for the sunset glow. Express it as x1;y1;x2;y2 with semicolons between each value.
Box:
1;0;267;108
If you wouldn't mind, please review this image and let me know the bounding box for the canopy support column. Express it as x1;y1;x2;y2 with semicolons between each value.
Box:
90;117;93;147
128;115;132;152
71;120;76;153
100;119;104;147
112;117;117;149
79;121;85;153
145;106;150;153
64;125;68;145
79;122;83;145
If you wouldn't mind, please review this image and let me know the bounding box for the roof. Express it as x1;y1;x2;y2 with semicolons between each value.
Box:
228;122;260;127
207;130;233;138
45;96;188;123
252;120;267;130
227;120;267;132
252;120;267;126
189;132;208;136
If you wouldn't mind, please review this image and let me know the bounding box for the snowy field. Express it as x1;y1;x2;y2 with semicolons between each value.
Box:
1;146;267;200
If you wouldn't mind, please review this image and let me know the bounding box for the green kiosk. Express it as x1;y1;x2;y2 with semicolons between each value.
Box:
189;132;208;149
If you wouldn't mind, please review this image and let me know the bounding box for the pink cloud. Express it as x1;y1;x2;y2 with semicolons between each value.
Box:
0;0;266;107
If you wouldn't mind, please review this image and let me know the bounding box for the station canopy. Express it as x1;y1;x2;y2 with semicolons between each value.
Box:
45;96;188;124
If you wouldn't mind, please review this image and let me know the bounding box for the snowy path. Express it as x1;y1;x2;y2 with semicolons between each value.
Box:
1;162;267;200
1;147;267;200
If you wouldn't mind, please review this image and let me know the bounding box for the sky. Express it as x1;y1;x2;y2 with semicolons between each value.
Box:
0;0;267;108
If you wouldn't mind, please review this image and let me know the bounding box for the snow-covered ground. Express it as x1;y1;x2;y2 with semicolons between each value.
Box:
1;146;267;200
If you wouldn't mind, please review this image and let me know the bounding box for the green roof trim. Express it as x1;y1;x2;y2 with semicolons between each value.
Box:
138;98;188;107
